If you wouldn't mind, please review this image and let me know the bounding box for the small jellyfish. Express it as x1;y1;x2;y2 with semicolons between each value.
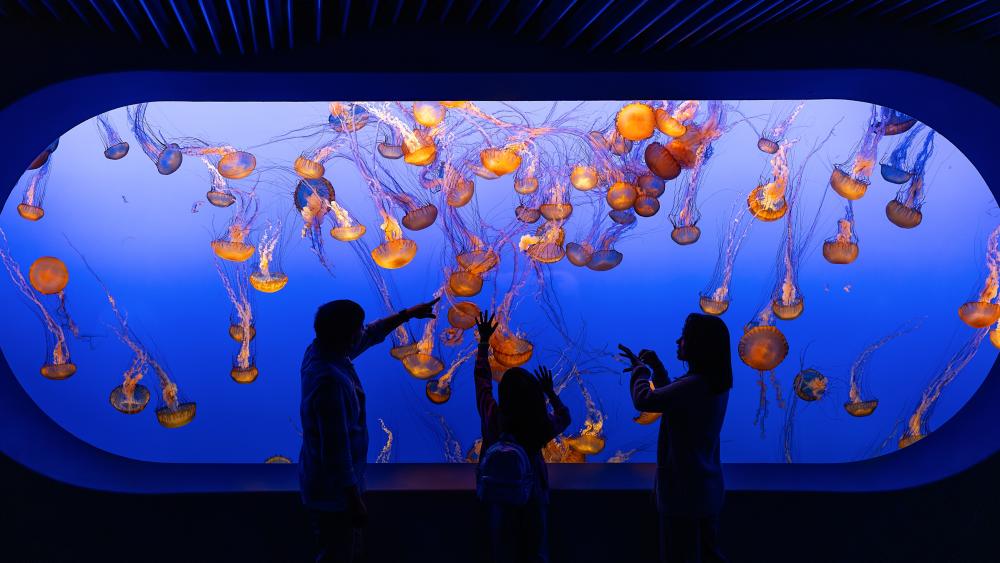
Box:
879;123;926;184
200;157;238;208
844;319;921;417
250;222;288;293
212;194;258;262
756;102;804;154
27;138;59;170
822;203;860;265
539;179;573;221
958;225;1000;328
413;101;447;127
699;206;753;316
127;103;182;175
376;418;394;463
151;357;197;428
95;113;130;160
565;242;594;267
519;221;566;265
570;164;599;191
882;108;917;136
89;270;152;415
829;105;886;200
615;102;656;141
15;156;54;221
425;348;475;404
265;455;293;464
782;360;828;463
886;130;934;229
566;375;606;455
328;102;371;133
515;204;542;224
218;261;259;384
480;144;523;177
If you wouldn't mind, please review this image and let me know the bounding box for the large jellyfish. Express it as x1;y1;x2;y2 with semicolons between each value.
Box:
756;102;804;154
0;232;76;380
95;113;130;160
958;225;1000;328
615;102;656;142
898;329;986;448
358;102;436;167
700;206;754;315
886;129;935;229
822;203;860;265
218;262;258;384
829;105;886;200
844;320;921;417
400;291;445;379
15;156;54;221
178;139;257;181
328;200;367;242
738;308;788;432
747;140;793;222
213;190;258;263
249;222;288;293
127;103;183;175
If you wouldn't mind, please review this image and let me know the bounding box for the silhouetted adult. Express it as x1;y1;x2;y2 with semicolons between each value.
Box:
621;313;732;563
300;297;438;563
474;310;571;563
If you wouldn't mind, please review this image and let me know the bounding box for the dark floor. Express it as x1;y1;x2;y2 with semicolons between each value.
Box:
3;449;999;562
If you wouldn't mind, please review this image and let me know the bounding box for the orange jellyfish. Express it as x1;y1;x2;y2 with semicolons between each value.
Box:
15;157;54;221
447;302;480;330
633;174;662;217
747;140;792;222
655;100;698;138
212;193;257;262
519;221;566;265
376;418;394;463
96;113;130;160
886;129;934;229
27;138;58;170
700;207;753;315
480;143;524;177
413;101;447;127
379;171;439;231
606;181;638;211
328;200;367;242
830;105;886;200
570;164;599;191
565;374;606;455
844;320;921;417
958;225;1000;328
328;101;371;133
615;102;656;141
426;348;475;404
738;309;788;431
782;362;827;463
400;295;445;380
539;177;573;222
292;176;338;266
0;237;78;380
756;102;804;154
250;222;288;293
882;108;917;136
178;139;257;180
644;141;681;181
371;213;418;269
360;102;436;167
822;203;860;265
265;455;293;464
127;103;182;175
218;262;259;384
200;157;237;208
668;152;707;245
898;329;985;449
151;356;196;428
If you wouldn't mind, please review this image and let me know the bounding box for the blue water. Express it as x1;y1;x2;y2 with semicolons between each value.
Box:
0;100;995;464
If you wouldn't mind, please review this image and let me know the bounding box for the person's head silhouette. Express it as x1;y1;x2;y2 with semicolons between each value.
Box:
314;299;365;357
498;367;550;450
678;313;733;394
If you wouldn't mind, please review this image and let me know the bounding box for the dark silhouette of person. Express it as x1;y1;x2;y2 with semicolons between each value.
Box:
620;313;732;563
299;297;438;563
474;310;571;563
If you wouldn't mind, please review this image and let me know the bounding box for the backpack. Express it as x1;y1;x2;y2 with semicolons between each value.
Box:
476;433;534;506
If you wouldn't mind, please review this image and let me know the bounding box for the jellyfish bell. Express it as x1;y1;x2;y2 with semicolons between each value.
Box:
402;131;437;166
231;365;260;384
206;190;237;208
29;256;69;295
217;151;257;180
109;383;151;414
771;298;804;321
830;165;868;200
294;177;335;209
527;242;565;264
606;131;633;156
331;224;367;242
390;343;419;360
540;202;573;221
41;362;77;380
898;434;923;449
880;163;912;185
413;101;446;127
294;156;326;179
250;271;289;293
156;143;183;175
212;239;255;262
377;142;404;159
104;141;130;160
401;203;439;231
514;176;539;194
490;333;534;367
587;249;623;271
885;200;922;229
16;204;44;221
637;174;665;198
671;225;701;245
883;112;917;136
615;102;656;141
570;165;599;191
456;249;499;274
566;242;594;267
156;402;197;428
793;369;828;402
747;184;787;222
228;323;257;342
609;209;637;226
265;455;293;464
958;301;1000;328
515;205;542;224
402;353;445;379
566;434;606;455
738;325;789;371
844;399;879;417
757;137;779;154
633;195;660;218
991;327;1000;350
480;147;521;176
447;302;480;330
28;148;51;170
633;411;662;425
699;294;729;316
822;239;860;264
644;142;681;180
655;108;687;137
425;378;452;404
449;270;483;297
371;239;418;269
606;181;638;211
488;355;507;382
665;139;699;170
328;102;370;132
447;176;475;207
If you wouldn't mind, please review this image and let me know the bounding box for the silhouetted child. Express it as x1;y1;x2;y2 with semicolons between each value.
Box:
621;313;732;563
300;297;438;563
474;310;571;563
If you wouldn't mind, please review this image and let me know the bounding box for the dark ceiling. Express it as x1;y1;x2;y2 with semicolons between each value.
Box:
1;0;997;103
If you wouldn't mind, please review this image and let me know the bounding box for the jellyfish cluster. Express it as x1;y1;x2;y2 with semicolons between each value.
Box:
0;97;994;464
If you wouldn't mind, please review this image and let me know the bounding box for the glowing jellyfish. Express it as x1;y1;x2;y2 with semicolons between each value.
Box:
570;165;599;191
515;173;540;195
15;157;54;221
200;157;237;208
586;222;632;272
882;108;917;136
539;177;573;221
633;194;660;218
543;436;586;463
898;329;985;449
606;181;638;211
655;100;697;138
401;203;439;231
829;105;886;200
413;101;447;127
480;144;523;177
250;222;288;293
615;102;656;141
401;297;445;379
445;172;475;208
958;225;1000;328
699;207;753;316
490;329;534;367
782;362;828;463
216;150;256;180
292;176;340;265
747;141;792;222
127;103;182;175
566;375;606;455
327;200;366;242
822;204;860;264
449;270;484;297
668;158;705;245
425;349;475;404
844;320;921;417
519;221;566;265
371;214;418;269
738;309;788;430
516;205;542;224
152;358;197;428
212;195;257;262
218;262;259;384
448;302;480;330
644;142;681;180
328;102;371;132
756;102;803;154
376;418;394;463
95;113;130;160
28;138;58;170
634;411;662;425
886;129;934;229
566;242;594;267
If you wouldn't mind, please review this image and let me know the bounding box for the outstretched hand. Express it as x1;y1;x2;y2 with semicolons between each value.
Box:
618;344;641;372
534;366;556;396
476;310;498;343
407;297;440;320
639;349;664;369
